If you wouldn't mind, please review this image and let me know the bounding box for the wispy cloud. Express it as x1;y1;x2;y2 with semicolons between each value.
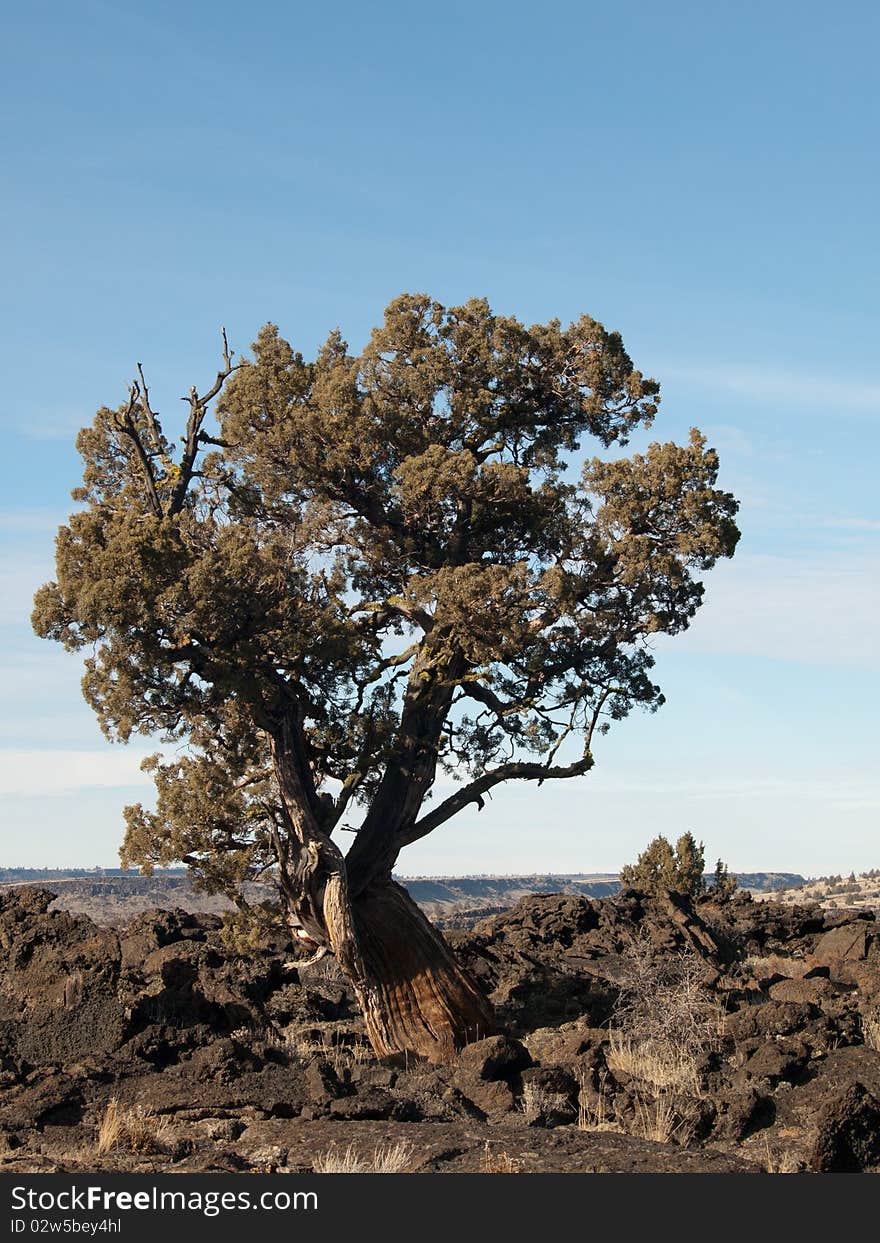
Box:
587;770;880;812
667;551;880;669
0;509;67;534
1;404;92;441
662;363;880;414
0;748;156;796
819;517;880;532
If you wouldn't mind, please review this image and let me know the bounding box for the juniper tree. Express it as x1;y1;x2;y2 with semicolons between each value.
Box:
619;832;708;897
711;858;737;898
32;294;740;1061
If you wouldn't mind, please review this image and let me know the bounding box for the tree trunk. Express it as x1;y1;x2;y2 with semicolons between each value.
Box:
268;712;493;1063
348;879;495;1063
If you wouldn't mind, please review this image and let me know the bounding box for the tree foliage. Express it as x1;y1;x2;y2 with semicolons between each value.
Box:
710;857;737;899
620;832;708;897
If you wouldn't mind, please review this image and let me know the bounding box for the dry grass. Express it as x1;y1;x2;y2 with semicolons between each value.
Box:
577;1070;614;1131
762;1138;801;1173
519;1082;571;1123
742;953;798;979
288;1029;373;1071
311;1141;415;1174
634;1093;694;1145
480;1141;521;1173
607;1033;702;1095
861;1008;880;1051
95;1098;171;1156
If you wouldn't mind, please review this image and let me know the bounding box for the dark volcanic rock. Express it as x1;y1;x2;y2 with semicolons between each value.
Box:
811;1082;880;1171
456;1034;531;1081
0;888;125;1064
3;883;880;1174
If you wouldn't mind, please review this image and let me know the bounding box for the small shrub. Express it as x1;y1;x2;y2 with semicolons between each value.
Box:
620;833;706;897
607;931;724;1096
710;859;737;899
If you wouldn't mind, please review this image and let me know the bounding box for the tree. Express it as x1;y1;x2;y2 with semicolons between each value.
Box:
620;833;707;897
32;294;740;1061
710;857;737;899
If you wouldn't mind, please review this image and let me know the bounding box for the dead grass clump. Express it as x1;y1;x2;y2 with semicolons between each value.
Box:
577;1070;617;1132
519;1082;571;1123
96;1098;171;1156
762;1138;801;1173
633;1093;695;1146
742;953;798;979
285;1027;374;1073
860;1008;880;1051
480;1141;521;1173
607;1033;702;1095
312;1141;415;1174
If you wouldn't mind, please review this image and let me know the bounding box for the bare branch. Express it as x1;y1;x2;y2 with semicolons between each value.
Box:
167;327;241;516
402;750;595;846
135;363;163;454
113;386;163;519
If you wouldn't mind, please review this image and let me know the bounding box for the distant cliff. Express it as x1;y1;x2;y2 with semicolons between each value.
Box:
0;868;806;927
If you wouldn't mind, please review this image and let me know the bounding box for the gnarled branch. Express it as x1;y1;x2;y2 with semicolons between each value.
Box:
401;750;595;846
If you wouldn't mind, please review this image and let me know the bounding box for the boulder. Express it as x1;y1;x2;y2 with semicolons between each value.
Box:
768;977;833;1005
810;1082;880;1172
813;923;868;968
456;1034;531;1081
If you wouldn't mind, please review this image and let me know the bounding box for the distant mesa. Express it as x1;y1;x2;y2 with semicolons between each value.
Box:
0;867;809;928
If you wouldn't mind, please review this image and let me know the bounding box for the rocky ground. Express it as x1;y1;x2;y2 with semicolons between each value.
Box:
1;884;879;1174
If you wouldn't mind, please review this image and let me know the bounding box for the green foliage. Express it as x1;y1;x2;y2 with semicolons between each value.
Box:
219;904;283;955
620;832;707;897
710;858;737;899
32;295;740;908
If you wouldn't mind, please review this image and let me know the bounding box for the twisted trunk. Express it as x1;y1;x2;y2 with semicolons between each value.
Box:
270;709;494;1062
350;879;495;1061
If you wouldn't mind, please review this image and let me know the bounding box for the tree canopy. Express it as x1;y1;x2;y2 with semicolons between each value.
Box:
620;833;708;897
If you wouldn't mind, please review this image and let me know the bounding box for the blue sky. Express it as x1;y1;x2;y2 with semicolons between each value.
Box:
1;1;878;875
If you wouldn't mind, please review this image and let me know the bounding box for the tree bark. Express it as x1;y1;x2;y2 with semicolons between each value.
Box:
268;699;494;1063
349;879;495;1062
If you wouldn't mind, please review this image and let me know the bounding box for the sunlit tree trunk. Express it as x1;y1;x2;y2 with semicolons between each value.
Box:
351;879;495;1061
271;713;494;1062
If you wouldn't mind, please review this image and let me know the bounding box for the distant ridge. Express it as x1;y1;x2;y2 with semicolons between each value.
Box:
397;871;806;919
0;867;807;928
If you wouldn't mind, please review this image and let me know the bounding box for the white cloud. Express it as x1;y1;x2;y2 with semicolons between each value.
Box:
667;552;880;669
662;363;880;413
0;557;56;626
0;509;67;534
820;517;880;532
0;748;157;796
